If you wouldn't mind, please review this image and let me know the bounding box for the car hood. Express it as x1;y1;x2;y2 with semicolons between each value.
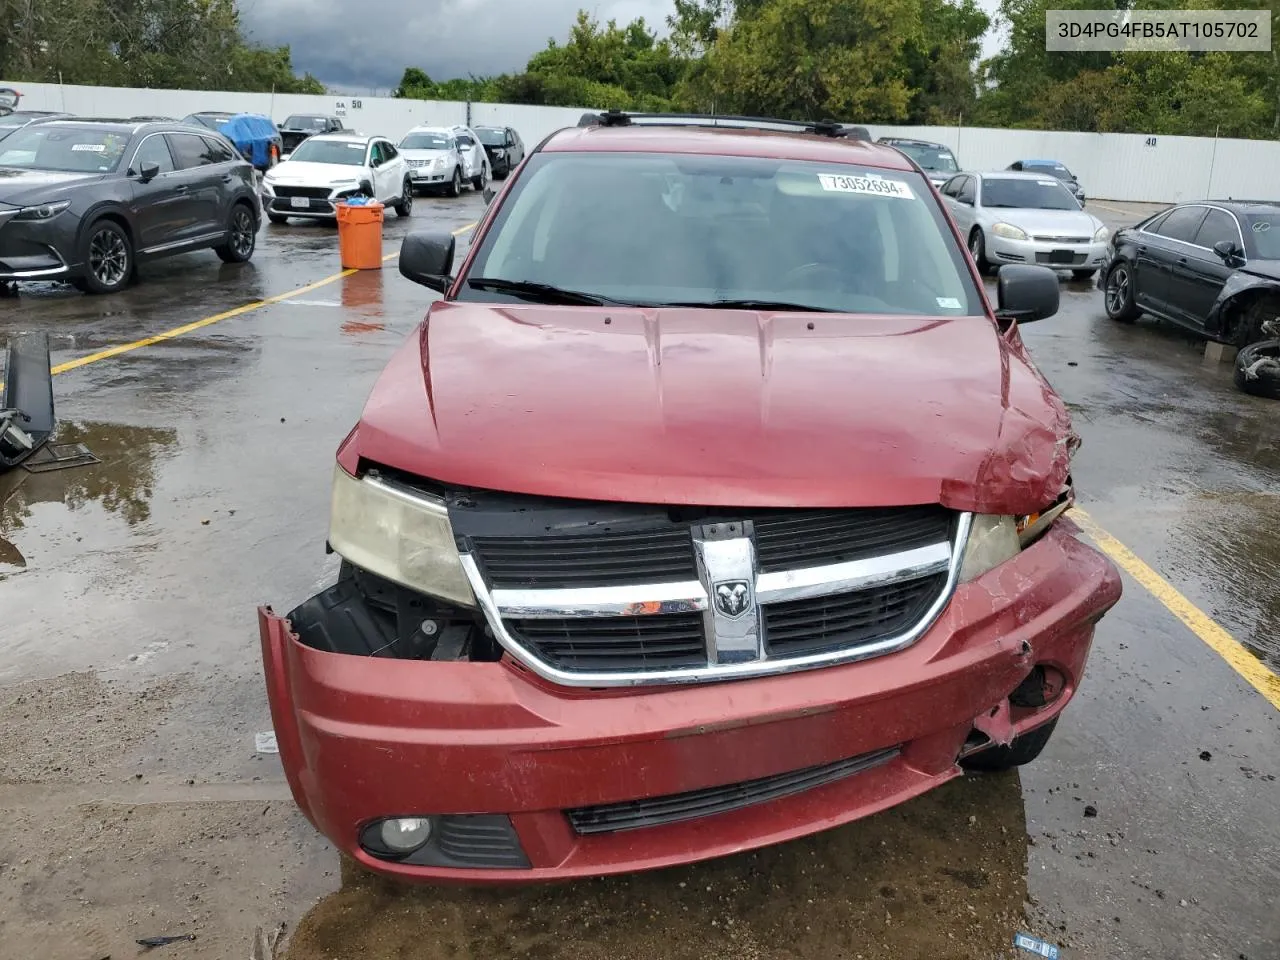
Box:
983;207;1099;237
1240;259;1280;281
0;167;107;204
267;160;363;185
347;304;1074;515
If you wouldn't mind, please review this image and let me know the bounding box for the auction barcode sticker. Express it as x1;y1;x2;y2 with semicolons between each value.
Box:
818;173;913;200
71;143;107;152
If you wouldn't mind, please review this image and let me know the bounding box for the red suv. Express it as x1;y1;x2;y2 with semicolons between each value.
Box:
259;112;1122;883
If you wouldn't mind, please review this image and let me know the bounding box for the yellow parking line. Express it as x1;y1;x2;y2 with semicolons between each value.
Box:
47;221;477;378
1073;508;1280;711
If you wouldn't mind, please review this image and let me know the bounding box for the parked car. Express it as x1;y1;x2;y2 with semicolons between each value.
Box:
0;87;20;115
473;125;525;179
258;111;1122;884
939;171;1109;280
128;115;175;122
1100;200;1280;345
278;114;349;154
447;124;489;190
183;111;283;170
0;119;260;293
398;126;470;197
260;133;411;223
1007;159;1086;206
0;111;74;142
877;137;960;190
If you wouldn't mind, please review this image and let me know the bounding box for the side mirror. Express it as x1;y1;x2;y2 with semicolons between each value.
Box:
399;230;456;293
482;184;495;206
137;161;161;182
280;153;291;162
995;264;1059;323
1213;239;1244;265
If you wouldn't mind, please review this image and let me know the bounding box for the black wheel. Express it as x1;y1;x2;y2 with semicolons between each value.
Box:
79;219;133;294
961;717;1059;772
215;203;257;263
494;165;510;181
1103;261;1139;322
267;212;289;225
471;164;487;191
1233;295;1280;347
394;178;413;217
1234;339;1280;399
1072;268;1096;281
446;168;462;198
968;229;990;276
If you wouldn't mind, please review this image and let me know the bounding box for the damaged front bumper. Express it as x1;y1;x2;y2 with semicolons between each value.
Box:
259;522;1121;884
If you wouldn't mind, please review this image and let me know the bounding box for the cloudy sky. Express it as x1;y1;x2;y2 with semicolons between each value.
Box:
237;0;1005;93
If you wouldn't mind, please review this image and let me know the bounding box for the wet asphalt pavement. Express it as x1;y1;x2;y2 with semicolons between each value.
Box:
1;194;1277;960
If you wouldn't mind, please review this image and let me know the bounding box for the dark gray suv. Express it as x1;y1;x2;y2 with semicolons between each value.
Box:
0;119;260;294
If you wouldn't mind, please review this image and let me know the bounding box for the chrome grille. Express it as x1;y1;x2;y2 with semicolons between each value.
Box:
1031;235;1090;243
452;493;968;687
271;185;332;199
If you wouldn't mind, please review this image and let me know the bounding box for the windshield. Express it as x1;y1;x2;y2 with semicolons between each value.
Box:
0;125;129;172
288;139;367;165
476;128;505;146
981;177;1079;210
185;114;228;130
458;152;980;316
894;143;958;173
401;132;451;150
1023;163;1073;181
284;115;327;131
1245;215;1280;259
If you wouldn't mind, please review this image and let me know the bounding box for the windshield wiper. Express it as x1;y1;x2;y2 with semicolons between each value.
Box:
466;277;626;306
656;298;840;313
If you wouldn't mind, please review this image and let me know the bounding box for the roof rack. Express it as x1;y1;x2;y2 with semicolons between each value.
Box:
577;110;871;141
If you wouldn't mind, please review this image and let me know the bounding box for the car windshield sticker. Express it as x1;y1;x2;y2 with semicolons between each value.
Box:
936;297;963;310
347;143;364;150
1037;180;1058;187
72;143;107;152
1253;220;1271;233
818;173;913;200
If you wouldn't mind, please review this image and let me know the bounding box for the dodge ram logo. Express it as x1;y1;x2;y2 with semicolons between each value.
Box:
714;580;752;618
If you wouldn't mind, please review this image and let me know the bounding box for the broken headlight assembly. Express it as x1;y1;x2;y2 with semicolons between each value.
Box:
327;464;476;607
959;485;1075;582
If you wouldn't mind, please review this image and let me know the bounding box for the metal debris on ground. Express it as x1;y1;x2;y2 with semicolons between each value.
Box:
21;442;100;474
249;922;287;960
254;731;279;754
136;933;197;948
1014;931;1062;958
0;333;55;473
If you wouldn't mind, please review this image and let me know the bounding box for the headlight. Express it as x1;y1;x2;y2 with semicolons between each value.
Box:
991;222;1028;241
328;465;476;607
959;515;1020;582
960;488;1075;582
1093;225;1110;242
330;178;358;186
494;148;506;158
14;200;71;221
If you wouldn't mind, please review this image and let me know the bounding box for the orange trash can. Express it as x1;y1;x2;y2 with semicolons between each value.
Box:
335;202;385;270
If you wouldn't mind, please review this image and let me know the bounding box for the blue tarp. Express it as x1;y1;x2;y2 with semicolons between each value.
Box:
218;113;276;168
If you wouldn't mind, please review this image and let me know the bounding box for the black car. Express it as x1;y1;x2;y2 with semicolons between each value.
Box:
0;111;74;142
0;119;260;294
1008;159;1086;206
1100;201;1280;345
278;114;349;154
473;125;524;179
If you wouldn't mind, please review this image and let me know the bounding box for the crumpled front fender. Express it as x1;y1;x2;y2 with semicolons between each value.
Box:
1205;272;1280;340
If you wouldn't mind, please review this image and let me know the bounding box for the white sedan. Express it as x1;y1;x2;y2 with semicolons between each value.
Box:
260;134;412;223
939;171;1109;281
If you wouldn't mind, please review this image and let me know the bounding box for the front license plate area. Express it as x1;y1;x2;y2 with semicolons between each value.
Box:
291;197;310;209
1049;249;1074;264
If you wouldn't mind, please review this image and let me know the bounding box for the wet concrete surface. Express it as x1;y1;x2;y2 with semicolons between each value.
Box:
1;195;1278;960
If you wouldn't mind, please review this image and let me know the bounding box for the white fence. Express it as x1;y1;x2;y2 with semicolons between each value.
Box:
8;80;1280;205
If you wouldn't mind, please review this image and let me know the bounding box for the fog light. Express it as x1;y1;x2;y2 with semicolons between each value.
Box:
378;817;432;853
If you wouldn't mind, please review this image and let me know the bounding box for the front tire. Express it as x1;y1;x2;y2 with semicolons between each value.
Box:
267;212;289;225
215;203;257;263
961;718;1059;772
1104;261;1139;322
446;168;462;198
471;164;487;191
968;229;990;276
1072;268;1096;281
78;219;133;294
394;178;414;218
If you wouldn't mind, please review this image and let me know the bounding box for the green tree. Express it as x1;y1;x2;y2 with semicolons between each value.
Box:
902;0;989;122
